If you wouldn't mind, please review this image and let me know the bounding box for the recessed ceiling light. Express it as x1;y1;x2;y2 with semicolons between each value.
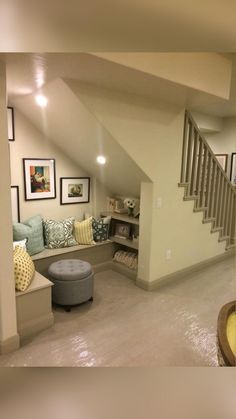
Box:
96;155;106;165
35;94;48;107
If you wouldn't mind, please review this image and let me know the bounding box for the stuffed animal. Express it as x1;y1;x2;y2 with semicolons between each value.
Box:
124;198;137;216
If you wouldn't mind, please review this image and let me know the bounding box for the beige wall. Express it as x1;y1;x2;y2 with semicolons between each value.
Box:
9;109;109;221
191;111;223;134
205;117;236;178
0;61;19;351
93;53;232;99
74;83;225;284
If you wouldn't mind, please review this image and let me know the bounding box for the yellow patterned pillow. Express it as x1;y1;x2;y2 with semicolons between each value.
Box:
13;246;35;291
74;217;95;245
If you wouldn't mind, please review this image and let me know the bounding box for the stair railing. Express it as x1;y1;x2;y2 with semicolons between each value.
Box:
179;111;236;248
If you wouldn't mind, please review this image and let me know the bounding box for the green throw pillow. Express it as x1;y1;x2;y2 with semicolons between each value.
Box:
92;218;109;242
13;215;44;256
43;217;77;249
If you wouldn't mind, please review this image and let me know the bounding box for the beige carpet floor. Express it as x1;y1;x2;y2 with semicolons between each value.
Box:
0;255;235;366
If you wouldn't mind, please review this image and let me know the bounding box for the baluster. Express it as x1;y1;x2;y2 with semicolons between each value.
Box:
195;138;203;208
216;173;224;228
199;145;208;208
190;130;199;196
208;160;217;220
204;152;213;217
220;178;227;234
226;188;233;238
229;194;236;244
223;184;229;237
213;167;221;227
180;114;189;184
185;123;194;190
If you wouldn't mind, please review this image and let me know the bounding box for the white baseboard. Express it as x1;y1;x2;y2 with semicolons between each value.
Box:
18;313;54;342
136;248;236;291
0;334;20;354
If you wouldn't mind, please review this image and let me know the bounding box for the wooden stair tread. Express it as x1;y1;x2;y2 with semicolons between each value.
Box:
218;235;230;242
211;227;223;233
184;195;200;201
193;206;208;212
202;217;216;224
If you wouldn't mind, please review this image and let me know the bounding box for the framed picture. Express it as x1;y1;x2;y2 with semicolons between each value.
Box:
230;153;236;186
23;158;56;201
215;154;228;172
11;186;20;223
8;107;15;141
60;177;90;205
114;223;131;239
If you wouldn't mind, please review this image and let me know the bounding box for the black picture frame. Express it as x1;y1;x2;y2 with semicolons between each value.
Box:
230;153;236;186
114;223;131;239
60;177;90;205
8;106;15;141
23;158;56;201
11;185;20;223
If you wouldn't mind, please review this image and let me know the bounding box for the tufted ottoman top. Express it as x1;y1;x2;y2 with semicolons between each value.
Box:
48;259;92;281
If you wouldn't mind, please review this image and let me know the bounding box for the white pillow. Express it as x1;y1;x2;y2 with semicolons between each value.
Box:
13;238;27;251
102;216;111;224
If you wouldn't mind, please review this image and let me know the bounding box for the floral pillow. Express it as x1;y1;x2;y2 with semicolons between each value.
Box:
92;218;110;242
43;217;77;249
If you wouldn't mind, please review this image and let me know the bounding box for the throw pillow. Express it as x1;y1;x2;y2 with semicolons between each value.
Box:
43;217;77;249
92;218;110;242
13;238;28;251
14;246;35;292
13;215;44;256
74;217;95;245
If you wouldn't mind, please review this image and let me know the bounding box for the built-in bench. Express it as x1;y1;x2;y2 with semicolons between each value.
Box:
32;240;116;278
16;271;54;342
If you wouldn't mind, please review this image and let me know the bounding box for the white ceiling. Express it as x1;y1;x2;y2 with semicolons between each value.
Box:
1;0;236;51
3;52;236;117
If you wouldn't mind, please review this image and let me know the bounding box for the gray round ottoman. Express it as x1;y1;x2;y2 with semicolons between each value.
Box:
48;259;94;311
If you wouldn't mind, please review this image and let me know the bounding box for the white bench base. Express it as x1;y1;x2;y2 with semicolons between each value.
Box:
16;272;54;342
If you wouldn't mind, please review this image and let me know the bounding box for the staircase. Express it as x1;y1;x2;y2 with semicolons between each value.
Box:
179;111;236;250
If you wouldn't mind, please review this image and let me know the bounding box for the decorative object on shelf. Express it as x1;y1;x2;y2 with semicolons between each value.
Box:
114;199;127;213
60;177;90;205
11;185;20;223
124;197;138;217
107;197;116;212
215;154;228;172
8;106;15;141
23;158;56;201
114;222;131;239
132;234;139;244
230;153;236;186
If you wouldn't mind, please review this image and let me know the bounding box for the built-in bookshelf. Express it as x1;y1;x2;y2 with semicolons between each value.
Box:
101;211;139;250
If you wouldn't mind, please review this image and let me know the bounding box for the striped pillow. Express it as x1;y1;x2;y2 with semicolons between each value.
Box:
74;217;95;245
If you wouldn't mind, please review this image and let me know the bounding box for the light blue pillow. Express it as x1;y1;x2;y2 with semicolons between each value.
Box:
13;215;44;255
